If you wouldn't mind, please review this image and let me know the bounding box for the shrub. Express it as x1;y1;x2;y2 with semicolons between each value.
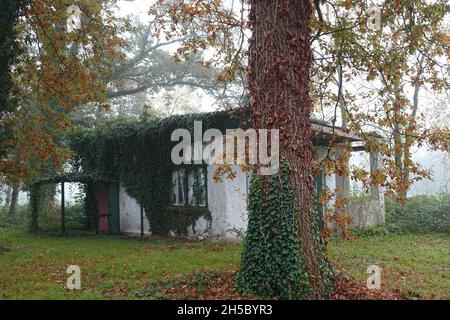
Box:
349;225;390;238
0;200;87;232
385;194;450;234
0;205;30;229
348;194;450;237
35;201;87;232
64;202;87;231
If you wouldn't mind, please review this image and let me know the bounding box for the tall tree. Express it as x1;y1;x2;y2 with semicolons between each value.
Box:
0;0;28;161
238;0;334;299
2;0;125;183
311;0;449;203
152;0;334;299
0;0;27;114
0;0;28;214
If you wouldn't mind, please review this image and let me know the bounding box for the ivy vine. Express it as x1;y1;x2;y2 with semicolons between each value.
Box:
70;111;239;236
237;159;334;299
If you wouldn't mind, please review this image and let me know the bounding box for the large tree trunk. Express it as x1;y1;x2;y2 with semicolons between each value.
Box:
8;182;19;215
3;184;12;210
244;0;334;298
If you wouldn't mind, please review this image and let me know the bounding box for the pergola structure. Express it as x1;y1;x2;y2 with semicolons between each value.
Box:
312;122;387;228
30;173;117;235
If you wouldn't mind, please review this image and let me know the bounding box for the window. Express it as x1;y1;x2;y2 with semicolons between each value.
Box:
172;170;185;205
172;168;207;207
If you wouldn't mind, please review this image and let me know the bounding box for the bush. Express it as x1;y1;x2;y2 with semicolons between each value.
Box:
34;186;88;233
0;201;87;232
64;202;87;231
385;194;450;234
0;205;30;229
348;194;450;237
349;225;390;238
35;201;87;232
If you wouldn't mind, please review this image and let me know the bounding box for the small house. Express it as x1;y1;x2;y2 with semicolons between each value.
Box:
71;110;385;240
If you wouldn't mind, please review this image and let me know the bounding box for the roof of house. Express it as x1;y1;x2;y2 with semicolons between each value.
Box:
170;108;380;146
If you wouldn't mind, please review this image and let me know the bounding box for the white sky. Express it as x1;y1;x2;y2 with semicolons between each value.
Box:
116;0;154;21
115;0;217;113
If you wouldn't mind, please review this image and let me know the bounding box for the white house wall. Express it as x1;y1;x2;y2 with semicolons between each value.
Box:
117;165;249;240
206;164;249;240
187;216;210;237
207;164;227;237
118;145;384;239
315;146;337;209
119;184;151;235
224;166;249;239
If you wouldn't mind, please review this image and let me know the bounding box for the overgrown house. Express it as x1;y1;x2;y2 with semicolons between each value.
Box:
71;110;385;240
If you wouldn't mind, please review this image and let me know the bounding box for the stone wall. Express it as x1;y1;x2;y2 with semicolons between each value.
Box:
347;199;385;228
118;165;249;240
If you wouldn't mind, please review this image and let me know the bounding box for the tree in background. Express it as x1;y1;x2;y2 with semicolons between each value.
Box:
106;23;222;101
0;0;29;214
1;0;126;185
312;0;449;203
62;18;233;125
0;0;28;116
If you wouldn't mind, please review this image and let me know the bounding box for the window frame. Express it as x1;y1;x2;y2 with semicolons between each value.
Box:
171;167;207;207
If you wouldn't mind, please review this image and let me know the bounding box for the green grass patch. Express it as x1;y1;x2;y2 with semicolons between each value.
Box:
0;229;241;299
0;228;448;299
328;233;450;300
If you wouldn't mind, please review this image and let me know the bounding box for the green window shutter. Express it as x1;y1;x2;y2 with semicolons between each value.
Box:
107;182;120;234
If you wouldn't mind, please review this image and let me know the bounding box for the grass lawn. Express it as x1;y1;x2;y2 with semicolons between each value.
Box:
0;229;242;299
0;228;448;299
328;234;450;300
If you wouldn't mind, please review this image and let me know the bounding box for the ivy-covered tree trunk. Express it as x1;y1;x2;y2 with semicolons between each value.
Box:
238;0;334;299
